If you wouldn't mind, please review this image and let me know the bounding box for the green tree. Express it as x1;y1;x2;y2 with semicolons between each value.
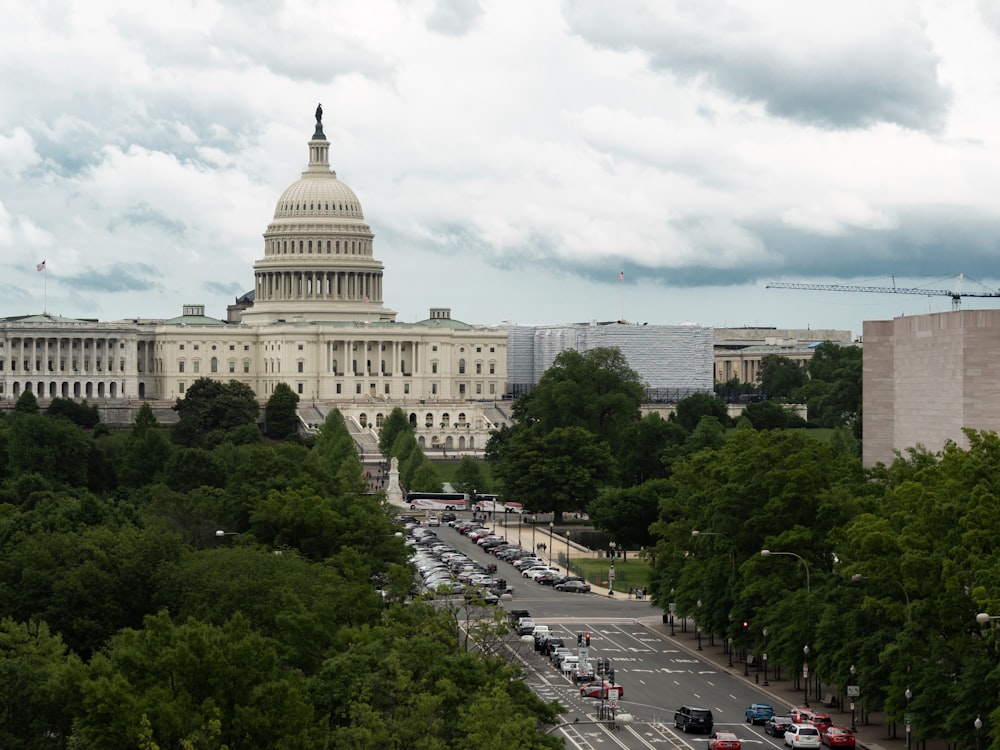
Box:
491;425;614;522
13;391;38;415
758;355;808;398
452;455;487;495
47;397;100;428
172;378;260;447
618;412;687;484
0;618;79;747
409;459;443;492
73;611;322;749
7;413;92;487
264;382;300;439
672;392;728;432
588;479;669;551
515;347;644;459
795;342;863;428
378;407;413;456
118;405;174;488
741;400;805;430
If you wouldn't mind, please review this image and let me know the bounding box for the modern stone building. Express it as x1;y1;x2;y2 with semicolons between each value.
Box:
863;309;1000;467
0;110;509;452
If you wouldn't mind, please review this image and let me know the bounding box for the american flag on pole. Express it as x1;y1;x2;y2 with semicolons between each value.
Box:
36;260;46;271
618;271;624;281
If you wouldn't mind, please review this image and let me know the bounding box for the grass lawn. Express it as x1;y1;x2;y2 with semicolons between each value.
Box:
430;458;496;492
569;556;651;594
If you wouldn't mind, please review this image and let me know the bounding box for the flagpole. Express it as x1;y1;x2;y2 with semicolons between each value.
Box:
619;271;624;323
44;265;47;314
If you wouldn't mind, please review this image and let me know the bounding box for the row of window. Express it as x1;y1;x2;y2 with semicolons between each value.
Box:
267;237;369;255
0;359;126;372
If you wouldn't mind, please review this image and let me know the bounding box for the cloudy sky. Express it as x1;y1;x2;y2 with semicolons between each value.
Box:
4;0;1000;339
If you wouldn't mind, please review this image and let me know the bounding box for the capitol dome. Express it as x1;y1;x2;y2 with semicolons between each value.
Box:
272;169;365;221
240;107;396;325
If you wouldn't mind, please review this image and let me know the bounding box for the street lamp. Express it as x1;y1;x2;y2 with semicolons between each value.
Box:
905;687;912;750
763;651;769;686
850;664;857;731
531;514;537;553
803;644;810;706
976;612;1000;624
761;549;811;592
975;716;982;750
548;521;554;567
670;588;676;636
697;599;703;650
565;531;571;574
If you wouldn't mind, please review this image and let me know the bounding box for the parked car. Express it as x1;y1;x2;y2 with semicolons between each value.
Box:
708;732;742;750
790;708;816;725
766;716;795;737
821;727;856;748
674;706;714;734
507;608;530;627
579;680;624;699
555;580;592;593
427;516;441;527
809;715;834;735
516;618;536;635
785;724;822;749
441;512;457;523
559;655;580;674
746;703;774;724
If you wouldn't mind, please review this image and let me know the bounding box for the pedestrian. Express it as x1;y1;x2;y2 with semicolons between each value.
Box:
628;587;634;599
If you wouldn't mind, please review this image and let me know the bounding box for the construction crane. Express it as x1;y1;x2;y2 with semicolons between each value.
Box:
766;274;1000;311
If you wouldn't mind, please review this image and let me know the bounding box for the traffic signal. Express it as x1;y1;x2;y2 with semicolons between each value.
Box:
585;633;591;646
577;633;583;647
609;668;616;686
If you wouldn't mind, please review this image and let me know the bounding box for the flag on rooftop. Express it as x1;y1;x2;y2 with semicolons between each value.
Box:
36;260;46;271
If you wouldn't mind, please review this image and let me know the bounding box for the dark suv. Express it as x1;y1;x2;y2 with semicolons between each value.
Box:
674;705;714;734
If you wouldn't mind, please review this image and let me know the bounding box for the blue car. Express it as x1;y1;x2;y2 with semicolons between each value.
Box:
746;703;775;725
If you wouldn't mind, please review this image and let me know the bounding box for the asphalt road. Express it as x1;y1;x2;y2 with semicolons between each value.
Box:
435;520;794;750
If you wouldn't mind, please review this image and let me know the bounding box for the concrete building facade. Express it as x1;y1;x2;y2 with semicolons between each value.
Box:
863;309;1000;467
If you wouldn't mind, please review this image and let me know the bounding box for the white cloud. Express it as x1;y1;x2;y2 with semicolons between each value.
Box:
0;0;998;337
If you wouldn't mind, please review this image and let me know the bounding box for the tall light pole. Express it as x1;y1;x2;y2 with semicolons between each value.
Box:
762;651;769;686
803;644;810;706
548;521;554;567
905;687;912;750
565;531;571;574
976;716;982;750
849;664;857;731
531;514;537;553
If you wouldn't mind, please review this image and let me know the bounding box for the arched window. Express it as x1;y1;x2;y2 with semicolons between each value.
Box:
359;413;368;427
425;412;434;428
210;357;218;373
458;358;466;374
441;412;451;427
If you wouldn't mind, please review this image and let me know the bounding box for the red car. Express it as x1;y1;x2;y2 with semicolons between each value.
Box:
708;731;742;750
810;714;834;734
790;708;815;725
822;727;856;748
579;680;624;699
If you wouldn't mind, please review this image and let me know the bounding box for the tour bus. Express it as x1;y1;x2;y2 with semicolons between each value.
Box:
406;492;469;512
473;495;523;514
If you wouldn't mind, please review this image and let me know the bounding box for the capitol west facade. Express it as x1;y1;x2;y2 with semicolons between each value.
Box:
0;111;509;450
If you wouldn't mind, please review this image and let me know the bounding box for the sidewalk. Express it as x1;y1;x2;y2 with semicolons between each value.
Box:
635;611;941;750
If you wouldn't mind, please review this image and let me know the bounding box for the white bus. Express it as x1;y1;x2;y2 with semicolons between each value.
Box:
406;492;469;511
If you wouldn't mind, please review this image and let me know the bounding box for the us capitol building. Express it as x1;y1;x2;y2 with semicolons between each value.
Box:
0;108;509;452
